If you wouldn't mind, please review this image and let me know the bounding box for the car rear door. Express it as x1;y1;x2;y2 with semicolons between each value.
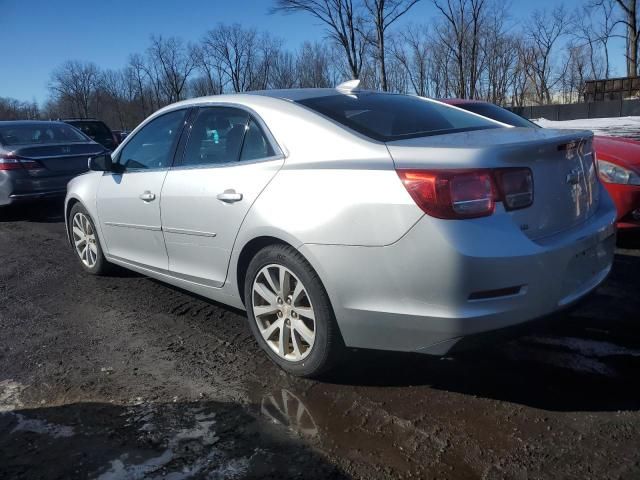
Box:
96;108;190;270
160;106;284;287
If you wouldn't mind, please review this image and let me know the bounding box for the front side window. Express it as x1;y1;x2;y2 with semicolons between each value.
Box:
117;109;187;171
297;93;500;142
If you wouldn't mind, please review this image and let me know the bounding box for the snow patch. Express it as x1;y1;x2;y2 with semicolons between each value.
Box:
11;413;74;438
534;116;640;139
0;379;26;412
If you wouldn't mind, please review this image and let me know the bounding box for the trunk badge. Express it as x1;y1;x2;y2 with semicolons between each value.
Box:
566;169;581;185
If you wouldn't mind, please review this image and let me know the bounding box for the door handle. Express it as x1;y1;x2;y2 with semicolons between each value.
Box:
139;191;156;202
217;190;243;203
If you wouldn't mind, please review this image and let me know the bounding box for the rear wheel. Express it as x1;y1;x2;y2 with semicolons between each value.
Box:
244;244;344;378
68;203;110;275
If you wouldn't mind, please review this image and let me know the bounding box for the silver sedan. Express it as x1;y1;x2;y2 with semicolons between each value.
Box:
65;83;617;377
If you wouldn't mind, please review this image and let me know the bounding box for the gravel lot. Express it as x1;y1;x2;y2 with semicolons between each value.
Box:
1;199;640;479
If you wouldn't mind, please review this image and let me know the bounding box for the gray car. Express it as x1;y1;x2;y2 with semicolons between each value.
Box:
0;121;104;207
64;84;617;377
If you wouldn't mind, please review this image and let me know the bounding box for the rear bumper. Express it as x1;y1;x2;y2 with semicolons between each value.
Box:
300;187;617;355
0;171;73;206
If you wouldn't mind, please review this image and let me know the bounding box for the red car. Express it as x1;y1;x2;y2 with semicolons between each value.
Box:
441;99;640;230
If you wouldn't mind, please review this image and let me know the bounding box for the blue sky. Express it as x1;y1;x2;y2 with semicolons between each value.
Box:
0;0;622;103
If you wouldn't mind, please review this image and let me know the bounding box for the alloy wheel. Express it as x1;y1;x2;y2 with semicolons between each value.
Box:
252;264;316;361
71;212;98;268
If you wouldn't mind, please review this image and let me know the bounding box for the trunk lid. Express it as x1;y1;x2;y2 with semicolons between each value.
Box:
12;143;103;175
386;127;599;240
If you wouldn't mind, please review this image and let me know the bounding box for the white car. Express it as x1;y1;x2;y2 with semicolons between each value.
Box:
65;84;617;377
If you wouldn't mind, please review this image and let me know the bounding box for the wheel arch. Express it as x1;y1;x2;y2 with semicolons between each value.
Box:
64;196;82;246
233;234;336;317
235;235;292;306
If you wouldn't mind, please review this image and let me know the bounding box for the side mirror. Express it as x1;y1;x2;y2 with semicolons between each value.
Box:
88;153;113;172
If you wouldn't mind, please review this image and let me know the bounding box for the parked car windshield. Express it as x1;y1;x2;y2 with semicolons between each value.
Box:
0;123;89;146
66;121;114;148
297;93;501;142
454;103;539;128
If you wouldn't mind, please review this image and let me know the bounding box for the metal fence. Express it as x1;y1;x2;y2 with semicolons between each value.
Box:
510;99;640;121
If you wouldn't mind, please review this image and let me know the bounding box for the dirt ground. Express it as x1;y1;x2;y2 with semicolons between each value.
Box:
1;199;640;479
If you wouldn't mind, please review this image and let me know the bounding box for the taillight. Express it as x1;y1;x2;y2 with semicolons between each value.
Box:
493;168;534;210
0;155;42;171
397;168;533;219
0;156;23;170
112;133;120;147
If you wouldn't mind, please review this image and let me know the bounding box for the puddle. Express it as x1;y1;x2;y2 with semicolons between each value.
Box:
261;389;319;438
0;399;340;479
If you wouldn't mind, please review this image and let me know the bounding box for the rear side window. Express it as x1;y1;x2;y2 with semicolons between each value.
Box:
0;123;88;146
117;109;187;170
181;107;276;167
182;107;249;167
240;119;275;161
297;93;500;142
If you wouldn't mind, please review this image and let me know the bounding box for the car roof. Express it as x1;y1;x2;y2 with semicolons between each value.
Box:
63;119;104;122
158;87;407;112
0;120;69;126
248;88;386;101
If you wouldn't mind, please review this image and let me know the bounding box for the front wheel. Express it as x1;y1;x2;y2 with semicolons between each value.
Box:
68;203;111;275
244;244;344;378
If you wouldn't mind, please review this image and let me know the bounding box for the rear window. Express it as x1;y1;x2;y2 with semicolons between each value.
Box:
0;123;89;146
67;121;114;147
455;103;538;128
297;93;500;142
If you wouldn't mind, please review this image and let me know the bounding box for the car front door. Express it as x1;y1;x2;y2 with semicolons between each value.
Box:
160;106;284;287
96;108;189;270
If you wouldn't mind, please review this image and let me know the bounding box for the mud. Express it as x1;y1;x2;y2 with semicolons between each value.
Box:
1;199;640;479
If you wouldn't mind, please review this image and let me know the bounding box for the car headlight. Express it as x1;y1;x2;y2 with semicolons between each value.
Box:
597;159;640;185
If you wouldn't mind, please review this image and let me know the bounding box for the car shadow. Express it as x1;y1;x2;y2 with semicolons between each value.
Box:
617;229;640;249
325;330;640;412
322;249;640;412
0;400;347;480
130;249;640;413
0;199;65;223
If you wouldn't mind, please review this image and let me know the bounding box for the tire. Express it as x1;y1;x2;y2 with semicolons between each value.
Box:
68;203;111;275
244;244;345;378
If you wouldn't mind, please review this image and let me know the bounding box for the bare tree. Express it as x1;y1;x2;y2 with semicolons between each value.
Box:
271;50;298;88
361;0;421;91
146;35;197;104
297;41;335;87
273;0;367;79
191;44;225;95
0;97;40;120
126;54;150;118
393;24;431;96
49;60;101;118
526;7;568;104
610;0;639;76
433;0;488;98
202;24;261;92
100;69;128;129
